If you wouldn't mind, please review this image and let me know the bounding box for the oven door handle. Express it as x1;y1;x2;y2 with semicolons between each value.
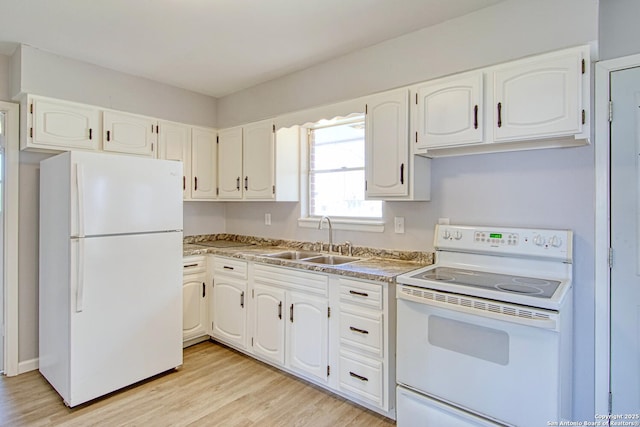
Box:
398;286;558;330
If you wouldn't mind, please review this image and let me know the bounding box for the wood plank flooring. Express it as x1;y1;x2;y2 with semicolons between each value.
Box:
0;341;395;426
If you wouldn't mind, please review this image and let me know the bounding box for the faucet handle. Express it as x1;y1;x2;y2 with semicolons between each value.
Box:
344;241;353;257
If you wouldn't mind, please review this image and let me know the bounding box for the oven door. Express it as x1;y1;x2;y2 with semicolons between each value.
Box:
397;286;563;426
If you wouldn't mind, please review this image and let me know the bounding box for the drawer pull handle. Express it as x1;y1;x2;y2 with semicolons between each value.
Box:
240;291;245;308
278;301;282;319
349;326;369;335
497;102;503;128
349;372;368;382
184;263;198;268
349;290;369;297
223;266;235;270
290;304;294;322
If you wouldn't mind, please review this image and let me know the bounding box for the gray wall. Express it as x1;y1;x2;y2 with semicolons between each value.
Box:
220;0;598;419
599;0;640;60
14;45;217;127
217;0;598;127
0;53;11;99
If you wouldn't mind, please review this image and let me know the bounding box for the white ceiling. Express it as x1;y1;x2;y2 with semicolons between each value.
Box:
0;0;502;98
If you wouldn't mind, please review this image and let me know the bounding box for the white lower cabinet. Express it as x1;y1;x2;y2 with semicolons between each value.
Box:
182;256;209;345
210;257;248;350
251;264;330;384
336;277;394;415
207;259;395;419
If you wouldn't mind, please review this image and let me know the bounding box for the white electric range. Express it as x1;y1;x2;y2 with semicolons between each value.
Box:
396;224;573;427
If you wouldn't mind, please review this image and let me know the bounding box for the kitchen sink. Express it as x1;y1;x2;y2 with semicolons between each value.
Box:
263;250;322;260
301;255;361;265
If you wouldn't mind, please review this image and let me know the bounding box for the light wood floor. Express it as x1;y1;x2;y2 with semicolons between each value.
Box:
0;341;395;426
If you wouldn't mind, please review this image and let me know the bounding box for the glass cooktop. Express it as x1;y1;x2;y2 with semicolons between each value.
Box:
408;266;561;299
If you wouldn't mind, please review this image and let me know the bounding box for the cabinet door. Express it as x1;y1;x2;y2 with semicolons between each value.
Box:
158;121;192;199
243;120;275;200
211;275;247;349
252;284;286;365
287;292;328;383
30;97;100;151
183;275;207;342
217;127;244;199
415;72;483;148
191;127;217;200
103;111;157;157
493;51;582;142
365;90;409;198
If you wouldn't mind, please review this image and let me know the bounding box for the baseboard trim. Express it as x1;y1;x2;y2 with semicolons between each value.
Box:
18;358;39;374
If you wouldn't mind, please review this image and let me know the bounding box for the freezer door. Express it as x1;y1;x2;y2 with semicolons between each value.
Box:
68;232;182;407
71;152;182;236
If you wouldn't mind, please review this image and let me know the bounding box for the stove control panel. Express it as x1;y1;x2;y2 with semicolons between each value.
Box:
435;225;573;262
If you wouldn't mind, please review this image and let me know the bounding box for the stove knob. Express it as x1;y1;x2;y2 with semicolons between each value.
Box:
533;234;545;246
454;231;463;240
548;235;562;248
442;230;451;239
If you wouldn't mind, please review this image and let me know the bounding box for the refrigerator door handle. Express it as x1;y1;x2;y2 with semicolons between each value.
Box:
76;163;86;238
76;239;85;312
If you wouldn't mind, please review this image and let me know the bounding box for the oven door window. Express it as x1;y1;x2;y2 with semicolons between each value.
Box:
428;315;509;365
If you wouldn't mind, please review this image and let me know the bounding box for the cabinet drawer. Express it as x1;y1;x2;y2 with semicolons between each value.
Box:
339;308;383;357
339;279;382;309
254;263;328;297
339;351;383;408
183;256;206;275
213;257;247;279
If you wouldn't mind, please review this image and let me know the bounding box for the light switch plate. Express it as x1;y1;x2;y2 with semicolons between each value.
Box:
265;213;271;225
394;216;405;234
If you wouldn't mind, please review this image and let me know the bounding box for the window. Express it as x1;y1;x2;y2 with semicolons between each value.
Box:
308;116;382;219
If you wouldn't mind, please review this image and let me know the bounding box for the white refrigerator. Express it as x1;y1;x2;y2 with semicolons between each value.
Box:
39;151;183;407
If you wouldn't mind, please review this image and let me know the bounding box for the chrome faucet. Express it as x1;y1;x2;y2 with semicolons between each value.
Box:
317;216;333;253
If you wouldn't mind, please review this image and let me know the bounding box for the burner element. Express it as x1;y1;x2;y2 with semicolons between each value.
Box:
496;284;543;295
420;271;455;281
513;277;551;286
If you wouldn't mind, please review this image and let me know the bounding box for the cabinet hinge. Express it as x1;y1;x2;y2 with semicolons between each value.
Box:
327;365;330;376
364;180;367;191
272;185;275;194
151;142;154;152
29;103;33;114
251;337;254;347
327;307;331;318
272;124;275;133
156;125;159;133
609;101;613;122
415;131;418;143
29;127;33;138
609;248;614;269
415;93;418;105
216;135;219;144
252;289;254;298
582;58;586;74
582;109;586;125
216;187;219;196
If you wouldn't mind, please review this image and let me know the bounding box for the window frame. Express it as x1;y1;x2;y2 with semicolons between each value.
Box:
298;116;385;233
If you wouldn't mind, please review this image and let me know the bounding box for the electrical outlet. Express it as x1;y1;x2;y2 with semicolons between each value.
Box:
394;216;405;234
265;213;271;225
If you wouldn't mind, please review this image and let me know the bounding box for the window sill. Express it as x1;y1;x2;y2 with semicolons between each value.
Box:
298;217;385;233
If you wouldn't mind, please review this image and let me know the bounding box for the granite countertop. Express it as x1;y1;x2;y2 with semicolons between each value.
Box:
183;234;433;284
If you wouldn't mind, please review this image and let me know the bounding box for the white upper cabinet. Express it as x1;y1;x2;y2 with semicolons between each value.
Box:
158;121;192;199
243;120;275;200
218;121;299;201
365;89;409;198
24;96;101;152
414;71;483;149
217;127;244;200
102;110;157;157
364;89;431;201
190;127;218;199
492;50;583;142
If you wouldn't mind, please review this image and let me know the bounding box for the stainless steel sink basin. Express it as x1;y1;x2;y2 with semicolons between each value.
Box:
301;255;361;265
263;250;322;260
